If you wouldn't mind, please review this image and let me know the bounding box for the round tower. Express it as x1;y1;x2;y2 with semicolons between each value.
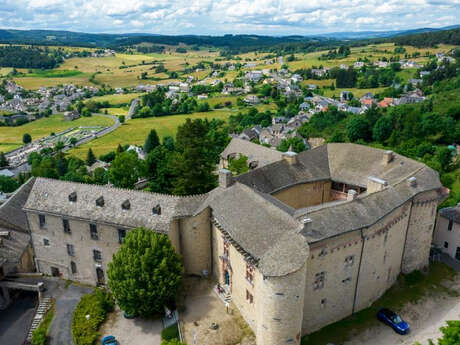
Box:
255;262;307;345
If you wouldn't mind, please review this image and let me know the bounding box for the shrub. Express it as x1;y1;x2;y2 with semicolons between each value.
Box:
31;327;47;345
162;339;185;345
72;289;114;345
162;324;179;341
31;302;55;345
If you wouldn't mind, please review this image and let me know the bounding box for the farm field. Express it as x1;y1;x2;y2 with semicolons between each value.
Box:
88;93;144;105
0;114;115;153
101;108;129;116
70;110;233;158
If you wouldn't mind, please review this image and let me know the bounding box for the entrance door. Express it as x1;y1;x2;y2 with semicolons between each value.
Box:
224;270;230;285
51;267;60;277
96;267;105;285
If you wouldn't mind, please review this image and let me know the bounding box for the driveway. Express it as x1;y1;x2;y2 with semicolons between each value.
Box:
346;280;460;345
98;307;162;345
48;284;92;345
0;290;37;345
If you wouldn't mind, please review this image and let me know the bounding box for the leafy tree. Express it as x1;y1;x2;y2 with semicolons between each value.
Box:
93;167;107;185
0;176;19;193
107;228;183;317
23;133;32;144
437;320;460;345
0;152;8;168
108;151;144;189
144;129;160;154
86;148;96;166
162;339;186;345
373;116;394;142
347;116;371;142
228;155;249;176
277;137;307;153
146;146;174;193
119;115;125;124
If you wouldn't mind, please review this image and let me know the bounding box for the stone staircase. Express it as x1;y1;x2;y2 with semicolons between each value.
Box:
26;297;52;341
215;284;232;304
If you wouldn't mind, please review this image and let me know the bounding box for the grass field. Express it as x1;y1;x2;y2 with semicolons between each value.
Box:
0;114;115;153
70;110;233;158
88;93;144;106
101;108;129;116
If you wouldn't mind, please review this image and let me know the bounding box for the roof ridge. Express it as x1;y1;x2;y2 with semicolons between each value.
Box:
35;177;208;200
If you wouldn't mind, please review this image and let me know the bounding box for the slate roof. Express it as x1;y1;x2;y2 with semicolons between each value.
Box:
439;205;460;224
23;178;207;233
196;183;307;277
221;137;283;167
0;178;35;271
15;143;444;278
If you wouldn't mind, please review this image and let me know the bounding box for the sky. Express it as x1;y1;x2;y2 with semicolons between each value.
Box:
0;0;459;35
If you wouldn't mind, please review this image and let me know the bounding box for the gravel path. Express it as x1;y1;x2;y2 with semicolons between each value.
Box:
346;281;460;345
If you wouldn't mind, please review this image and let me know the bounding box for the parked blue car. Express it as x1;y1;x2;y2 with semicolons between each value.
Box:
101;335;117;345
377;308;410;334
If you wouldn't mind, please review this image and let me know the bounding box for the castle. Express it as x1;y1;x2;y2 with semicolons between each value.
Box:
0;142;447;345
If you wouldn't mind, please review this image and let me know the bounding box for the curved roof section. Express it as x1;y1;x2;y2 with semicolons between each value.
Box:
221;137;283;168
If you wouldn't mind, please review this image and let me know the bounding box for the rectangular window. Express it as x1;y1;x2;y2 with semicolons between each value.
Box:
90;224;98;240
66;244;75;256
93;249;102;262
39;214;46;228
246;263;254;284
246;289;253;304
448;220;453;231
118;229;126;244
63;219;71;234
444;241;449;249
43;238;49;246
321;298;327;308
314;272;326;290
456;247;460;261
71;261;77;274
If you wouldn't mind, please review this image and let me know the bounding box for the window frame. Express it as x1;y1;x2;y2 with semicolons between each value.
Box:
63;219;71;234
93;249;102;262
118;229;126;244
66;244;75;256
89;223;98;240
70;261;77;274
448;219;454;231
39;214;46;228
43;238;50;246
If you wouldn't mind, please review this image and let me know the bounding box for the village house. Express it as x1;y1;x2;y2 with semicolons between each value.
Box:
8;142;446;345
64;110;80;121
433;204;460;262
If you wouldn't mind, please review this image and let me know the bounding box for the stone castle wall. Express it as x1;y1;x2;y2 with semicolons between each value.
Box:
272;180;331;209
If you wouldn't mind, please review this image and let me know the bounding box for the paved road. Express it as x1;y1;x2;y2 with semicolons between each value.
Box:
0;291;37;345
127;98;139;119
48;284;92;345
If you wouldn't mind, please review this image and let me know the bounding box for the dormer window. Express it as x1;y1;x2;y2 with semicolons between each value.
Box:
96;196;104;207
68;192;77;202
152;204;161;215
121;200;130;210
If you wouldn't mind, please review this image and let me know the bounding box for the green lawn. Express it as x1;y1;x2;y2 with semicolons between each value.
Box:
0;114;115;153
88;93;144;106
69;110;233;158
301;262;458;345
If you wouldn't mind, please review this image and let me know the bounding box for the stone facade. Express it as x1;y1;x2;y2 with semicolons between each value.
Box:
433;204;460;261
18;143;447;345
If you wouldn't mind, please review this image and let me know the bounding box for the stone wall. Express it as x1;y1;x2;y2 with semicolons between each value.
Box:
179;208;212;276
433;215;460;259
28;211;126;285
402;190;439;274
272;180;331;209
255;265;307;345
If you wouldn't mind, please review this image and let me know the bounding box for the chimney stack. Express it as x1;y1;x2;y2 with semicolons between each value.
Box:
367;176;388;193
219;169;233;188
347;189;358;201
383;150;394;165
302;217;312;232
282;151;298;165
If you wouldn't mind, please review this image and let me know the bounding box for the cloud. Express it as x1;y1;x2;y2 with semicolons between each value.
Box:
0;0;458;35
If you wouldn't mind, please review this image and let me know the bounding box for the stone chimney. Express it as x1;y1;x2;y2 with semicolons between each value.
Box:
407;177;417;187
302;217;312;232
382;150;394;165
282;151;298;165
367;176;388;193
219;169;233;188
347;189;358;201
